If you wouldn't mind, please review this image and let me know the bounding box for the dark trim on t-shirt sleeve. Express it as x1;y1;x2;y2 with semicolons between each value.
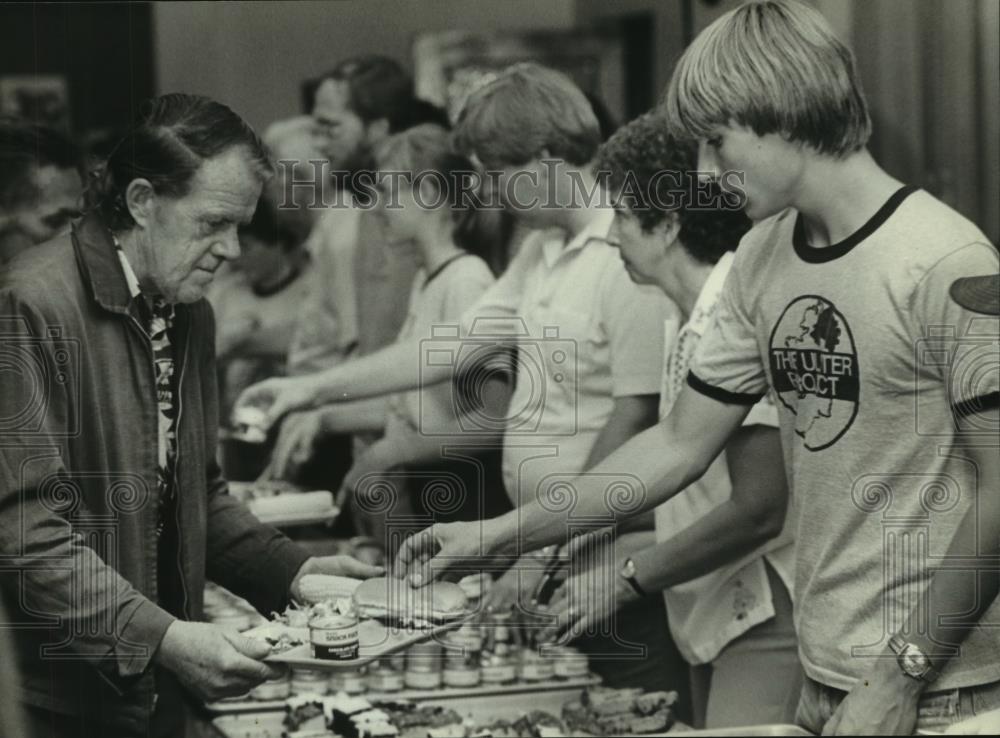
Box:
686;371;765;406
952;391;1000;419
793;185;920;264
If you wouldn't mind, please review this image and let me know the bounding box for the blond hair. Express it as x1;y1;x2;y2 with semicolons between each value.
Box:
453;62;601;167
664;0;870;157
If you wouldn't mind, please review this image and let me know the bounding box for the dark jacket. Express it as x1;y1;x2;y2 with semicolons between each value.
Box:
0;214;309;735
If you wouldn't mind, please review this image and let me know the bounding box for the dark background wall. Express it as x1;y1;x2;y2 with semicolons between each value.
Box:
1;1;995;242
0;2;154;134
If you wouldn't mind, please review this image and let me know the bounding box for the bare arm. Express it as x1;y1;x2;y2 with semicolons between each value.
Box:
584;394;661;469
628;424;788;590
395;386;753;583
502;387;751;553
582;394;661;535
316;397;391;434
312;339;450;405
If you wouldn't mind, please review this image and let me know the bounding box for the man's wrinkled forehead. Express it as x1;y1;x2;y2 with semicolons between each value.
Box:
180;149;264;215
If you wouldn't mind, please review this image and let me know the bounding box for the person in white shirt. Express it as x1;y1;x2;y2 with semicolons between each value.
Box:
396;3;999;734
543;112;800;728
236;63;689;704
258;123;512;545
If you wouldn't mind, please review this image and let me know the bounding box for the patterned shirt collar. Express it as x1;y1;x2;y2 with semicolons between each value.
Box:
112;236;174;322
115;246;143;300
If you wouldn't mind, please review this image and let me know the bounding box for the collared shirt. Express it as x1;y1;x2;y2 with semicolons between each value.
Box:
461;208;678;506
115;247;177;533
655;250;796;665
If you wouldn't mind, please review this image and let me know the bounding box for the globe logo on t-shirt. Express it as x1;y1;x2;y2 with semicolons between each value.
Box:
768;296;860;451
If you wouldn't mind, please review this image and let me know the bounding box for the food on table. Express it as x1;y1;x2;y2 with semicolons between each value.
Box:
310;611;361;660
404;641;444;689
352;576;468;627
297;574;365;605
367;657;405;692
284;695;328;732
562;687;678;736
330;667;369;695
248;489;335;520
585;686;644;716
548;646;590;680
250;672;291;701
442;625;483;688
469;710;566;738
290;668;329;696
380;703;466;738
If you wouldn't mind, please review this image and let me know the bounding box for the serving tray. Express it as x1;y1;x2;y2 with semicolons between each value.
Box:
261;616;469;670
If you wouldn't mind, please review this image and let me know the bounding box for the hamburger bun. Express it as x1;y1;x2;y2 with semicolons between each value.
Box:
352;577;467;624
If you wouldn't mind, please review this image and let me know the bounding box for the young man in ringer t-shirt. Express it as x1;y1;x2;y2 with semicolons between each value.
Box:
544;112;800;729
395;2;999;734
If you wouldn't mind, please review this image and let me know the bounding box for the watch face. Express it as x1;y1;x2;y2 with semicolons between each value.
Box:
900;644;930;677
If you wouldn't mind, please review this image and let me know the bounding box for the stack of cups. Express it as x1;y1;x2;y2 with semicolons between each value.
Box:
329;666;368;695
366;656;405;693
442;625;483;688
290;667;328;696
404;641;444;689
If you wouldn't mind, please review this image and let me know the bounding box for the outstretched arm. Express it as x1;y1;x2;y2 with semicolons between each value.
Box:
395;385;751;583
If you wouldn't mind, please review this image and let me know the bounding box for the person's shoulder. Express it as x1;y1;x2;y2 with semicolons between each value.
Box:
0;232;79;309
895;189;993;260
886;190;997;297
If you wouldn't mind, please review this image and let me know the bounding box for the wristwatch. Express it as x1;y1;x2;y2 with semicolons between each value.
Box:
619;558;648;598
888;635;940;683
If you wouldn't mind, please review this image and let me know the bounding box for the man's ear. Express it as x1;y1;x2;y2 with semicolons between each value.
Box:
124;178;156;229
365;118;390;147
660;213;683;254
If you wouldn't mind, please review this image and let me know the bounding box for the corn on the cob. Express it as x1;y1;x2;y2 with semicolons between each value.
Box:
297;574;362;605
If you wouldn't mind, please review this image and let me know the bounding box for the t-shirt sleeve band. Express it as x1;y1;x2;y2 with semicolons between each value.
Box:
952;391;1000;419
686;371;766;406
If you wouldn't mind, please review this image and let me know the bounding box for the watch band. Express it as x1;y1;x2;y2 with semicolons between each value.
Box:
619;558;648;598
888;634;941;683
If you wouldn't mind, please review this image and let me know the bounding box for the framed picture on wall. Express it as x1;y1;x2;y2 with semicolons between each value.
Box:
413;29;625;125
0;75;71;130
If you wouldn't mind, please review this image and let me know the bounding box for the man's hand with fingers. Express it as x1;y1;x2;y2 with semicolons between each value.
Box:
154;621;284;702
262;410;326;481
233;376;320;432
481;559;546;617
539;560;637;643
537;530;653;643
394;520;504;587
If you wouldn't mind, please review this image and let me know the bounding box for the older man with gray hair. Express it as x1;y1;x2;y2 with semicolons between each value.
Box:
0;94;381;738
